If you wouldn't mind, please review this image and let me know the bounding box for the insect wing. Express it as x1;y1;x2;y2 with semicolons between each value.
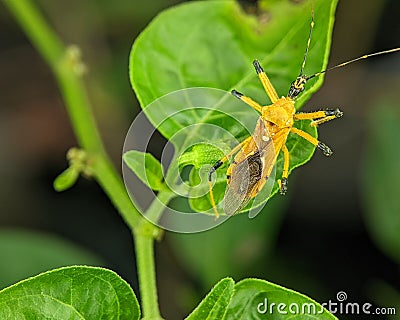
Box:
224;120;275;215
224;151;263;215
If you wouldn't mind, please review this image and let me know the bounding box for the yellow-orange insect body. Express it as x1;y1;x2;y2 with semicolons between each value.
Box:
207;3;400;218
262;97;295;129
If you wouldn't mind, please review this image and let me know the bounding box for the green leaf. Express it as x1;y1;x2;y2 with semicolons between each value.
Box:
225;278;337;320
53;166;80;191
186;277;336;319
130;0;338;213
186;278;234;320
123;150;164;191
361;103;400;264
131;1;337;108
0;266;140;320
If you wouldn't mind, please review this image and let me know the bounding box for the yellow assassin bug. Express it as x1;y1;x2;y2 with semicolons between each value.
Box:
207;3;400;218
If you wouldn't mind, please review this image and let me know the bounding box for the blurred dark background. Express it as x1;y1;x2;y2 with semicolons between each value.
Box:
0;0;399;319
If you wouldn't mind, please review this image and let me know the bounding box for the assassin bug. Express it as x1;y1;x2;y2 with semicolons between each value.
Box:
207;3;400;218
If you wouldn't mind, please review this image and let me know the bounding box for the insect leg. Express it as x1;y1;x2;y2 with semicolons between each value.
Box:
278;144;290;195
208;136;252;218
231;90;262;113
253;60;279;103
310;110;343;127
294;108;343;126
290;127;333;156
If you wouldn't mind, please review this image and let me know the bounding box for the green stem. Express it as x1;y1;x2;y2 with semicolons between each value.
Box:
92;156;143;230
134;234;161;320
132;190;174;320
4;0;165;318
144;189;176;223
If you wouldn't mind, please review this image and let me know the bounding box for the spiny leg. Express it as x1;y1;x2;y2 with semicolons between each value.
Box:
310;111;343;127
278;144;290;195
231;90;263;113
290;127;333;156
294;108;343;126
232;59;280;107
208;136;252;218
253;60;279;103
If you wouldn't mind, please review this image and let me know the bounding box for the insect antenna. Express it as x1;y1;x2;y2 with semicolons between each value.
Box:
299;0;315;77
287;0;316;99
288;0;400;99
306;47;400;81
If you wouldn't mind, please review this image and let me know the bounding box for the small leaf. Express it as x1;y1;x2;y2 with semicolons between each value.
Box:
123;150;164;191
53;166;80;191
186;278;234;320
0;266;140;319
179;144;225;170
225;278;337;320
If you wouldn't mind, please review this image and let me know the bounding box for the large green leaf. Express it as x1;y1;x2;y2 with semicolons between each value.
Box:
0;266;140;319
129;0;338;214
225;278;337;319
131;0;336;107
185;277;337;319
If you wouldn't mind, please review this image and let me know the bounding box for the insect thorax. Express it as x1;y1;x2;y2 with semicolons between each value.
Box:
262;96;295;128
